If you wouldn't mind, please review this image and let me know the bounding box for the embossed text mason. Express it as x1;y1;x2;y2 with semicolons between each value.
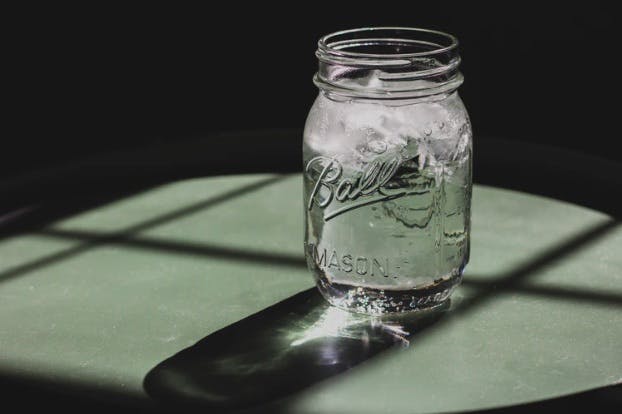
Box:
303;28;473;314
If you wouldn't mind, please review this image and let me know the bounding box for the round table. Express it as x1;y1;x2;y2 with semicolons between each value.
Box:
0;130;620;413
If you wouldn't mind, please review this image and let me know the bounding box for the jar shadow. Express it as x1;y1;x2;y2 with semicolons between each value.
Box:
143;287;449;412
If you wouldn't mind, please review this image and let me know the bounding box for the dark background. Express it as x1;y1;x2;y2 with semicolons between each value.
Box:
5;2;619;180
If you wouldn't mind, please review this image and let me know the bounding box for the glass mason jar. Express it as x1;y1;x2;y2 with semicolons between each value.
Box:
303;27;472;315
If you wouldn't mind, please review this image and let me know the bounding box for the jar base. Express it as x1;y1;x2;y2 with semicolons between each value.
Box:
314;271;462;315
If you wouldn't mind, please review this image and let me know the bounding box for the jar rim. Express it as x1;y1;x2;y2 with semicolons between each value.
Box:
315;27;462;99
317;27;459;63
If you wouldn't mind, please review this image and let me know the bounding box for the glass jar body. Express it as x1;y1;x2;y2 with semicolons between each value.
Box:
303;91;472;314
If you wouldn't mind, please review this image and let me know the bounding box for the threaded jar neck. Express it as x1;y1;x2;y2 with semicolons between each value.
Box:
315;27;463;100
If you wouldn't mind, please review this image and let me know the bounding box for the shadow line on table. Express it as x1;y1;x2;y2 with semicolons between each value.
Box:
455;219;620;312
0;175;286;285
33;221;622;308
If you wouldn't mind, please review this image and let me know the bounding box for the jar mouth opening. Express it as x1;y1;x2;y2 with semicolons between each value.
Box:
315;27;462;99
317;27;458;65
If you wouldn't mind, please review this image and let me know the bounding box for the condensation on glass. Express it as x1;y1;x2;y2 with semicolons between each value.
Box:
303;27;473;315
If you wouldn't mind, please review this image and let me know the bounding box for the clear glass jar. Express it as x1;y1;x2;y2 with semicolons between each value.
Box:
303;27;472;315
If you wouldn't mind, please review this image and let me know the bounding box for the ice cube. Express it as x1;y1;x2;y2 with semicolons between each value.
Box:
304;92;471;173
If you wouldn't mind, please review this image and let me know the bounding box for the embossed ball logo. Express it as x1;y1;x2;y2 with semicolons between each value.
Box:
305;156;409;221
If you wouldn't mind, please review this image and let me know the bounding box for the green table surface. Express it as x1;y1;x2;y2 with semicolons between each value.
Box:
0;174;620;413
